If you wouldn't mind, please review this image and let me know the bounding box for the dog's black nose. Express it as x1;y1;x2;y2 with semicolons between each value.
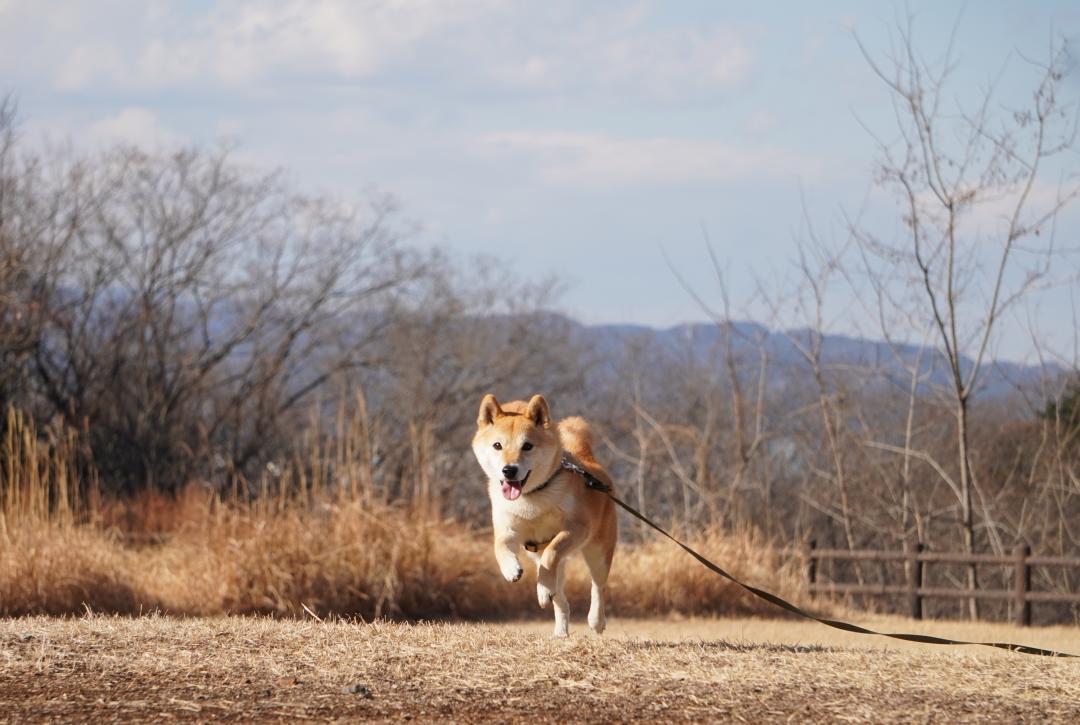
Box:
502;464;519;480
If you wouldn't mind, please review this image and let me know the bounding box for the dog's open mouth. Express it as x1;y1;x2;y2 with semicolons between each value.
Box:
500;470;530;501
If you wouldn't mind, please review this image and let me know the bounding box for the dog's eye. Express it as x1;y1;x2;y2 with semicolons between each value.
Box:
522;442;534;451
493;442;502;450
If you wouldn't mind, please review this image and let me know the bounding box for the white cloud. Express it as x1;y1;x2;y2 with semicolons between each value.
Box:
485;16;753;102
56;44;126;91
36;0;507;91
483;206;505;226
215;118;246;139
479;131;812;187
968;180;1077;233
744;110;781;134
87;107;178;149
8;1;752;104
889;177;1080;244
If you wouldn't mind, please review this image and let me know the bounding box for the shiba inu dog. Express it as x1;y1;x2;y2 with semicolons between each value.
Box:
471;393;617;637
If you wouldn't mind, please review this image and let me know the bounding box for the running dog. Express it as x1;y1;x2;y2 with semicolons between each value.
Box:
471;393;617;637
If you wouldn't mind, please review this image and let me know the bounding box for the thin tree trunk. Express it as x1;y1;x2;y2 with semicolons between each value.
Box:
956;396;979;619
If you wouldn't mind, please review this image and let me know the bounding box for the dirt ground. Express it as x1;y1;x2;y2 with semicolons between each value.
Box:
1;614;1079;723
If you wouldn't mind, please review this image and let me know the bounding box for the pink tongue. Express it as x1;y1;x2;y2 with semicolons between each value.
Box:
502;482;522;501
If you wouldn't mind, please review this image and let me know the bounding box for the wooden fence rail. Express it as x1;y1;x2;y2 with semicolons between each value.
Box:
804;541;1080;626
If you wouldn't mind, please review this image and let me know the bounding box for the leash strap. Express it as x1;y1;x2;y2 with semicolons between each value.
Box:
563;460;1077;659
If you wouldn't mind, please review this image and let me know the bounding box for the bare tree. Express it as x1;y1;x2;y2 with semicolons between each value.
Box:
852;19;1080;617
666;236;773;530
0;96;89;416
0;96;29;409
25;145;414;493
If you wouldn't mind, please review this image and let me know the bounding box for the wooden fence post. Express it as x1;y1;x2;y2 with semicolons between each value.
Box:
906;542;924;620
1013;543;1031;627
805;539;817;591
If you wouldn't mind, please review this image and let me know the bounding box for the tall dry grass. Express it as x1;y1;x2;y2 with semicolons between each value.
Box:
0;406;808;620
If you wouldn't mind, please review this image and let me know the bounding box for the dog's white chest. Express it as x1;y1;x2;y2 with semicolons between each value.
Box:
490;481;572;542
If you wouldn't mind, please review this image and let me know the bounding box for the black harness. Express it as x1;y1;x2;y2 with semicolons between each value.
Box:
524;456;610;497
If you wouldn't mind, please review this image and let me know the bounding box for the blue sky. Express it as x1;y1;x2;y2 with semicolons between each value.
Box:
2;1;1078;363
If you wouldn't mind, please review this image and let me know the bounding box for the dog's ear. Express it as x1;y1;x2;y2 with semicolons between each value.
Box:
477;394;503;427
525;394;550;428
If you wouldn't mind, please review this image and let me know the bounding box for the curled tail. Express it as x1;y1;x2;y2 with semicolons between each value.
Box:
558;415;596;462
558;414;614;493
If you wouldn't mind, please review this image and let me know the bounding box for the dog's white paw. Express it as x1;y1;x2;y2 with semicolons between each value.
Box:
499;558;523;583
537;581;552;609
588;609;606;635
552;623;569;638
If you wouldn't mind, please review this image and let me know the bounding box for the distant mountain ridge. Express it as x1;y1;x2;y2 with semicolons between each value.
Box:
555;315;1068;401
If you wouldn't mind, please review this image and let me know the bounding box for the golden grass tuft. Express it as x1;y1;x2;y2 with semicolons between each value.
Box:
1;499;809;620
0;406;810;620
609;525;803;617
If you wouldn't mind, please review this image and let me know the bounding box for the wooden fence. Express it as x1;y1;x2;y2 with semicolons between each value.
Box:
804;542;1080;626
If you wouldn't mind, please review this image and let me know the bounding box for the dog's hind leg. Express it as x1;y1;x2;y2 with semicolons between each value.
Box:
524;550;550;608
536;525;586;635
537;555;570;636
536;572;550;610
584;507;616;635
537;557;570;636
583;541;612;634
550;560;570;637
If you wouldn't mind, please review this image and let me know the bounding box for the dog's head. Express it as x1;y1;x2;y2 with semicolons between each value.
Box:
472;393;560;501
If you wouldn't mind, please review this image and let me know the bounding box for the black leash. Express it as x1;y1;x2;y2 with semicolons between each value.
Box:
559;458;1078;659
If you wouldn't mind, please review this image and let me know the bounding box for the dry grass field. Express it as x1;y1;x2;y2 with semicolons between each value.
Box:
1;614;1078;723
4;410;1080;721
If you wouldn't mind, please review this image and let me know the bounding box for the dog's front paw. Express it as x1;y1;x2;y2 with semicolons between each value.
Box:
500;559;524;583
